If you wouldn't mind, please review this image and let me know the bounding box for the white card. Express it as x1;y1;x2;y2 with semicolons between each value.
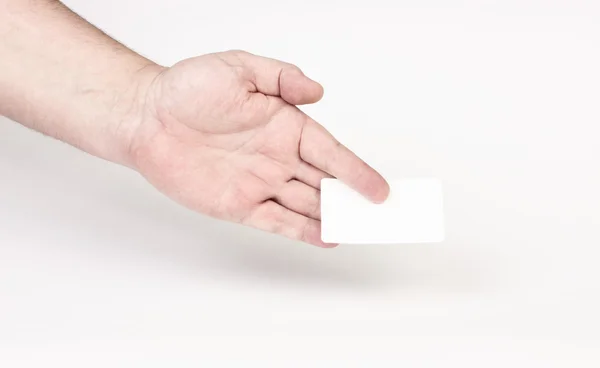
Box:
321;178;445;244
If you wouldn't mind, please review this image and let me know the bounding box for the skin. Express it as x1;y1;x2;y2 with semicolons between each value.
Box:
0;0;389;247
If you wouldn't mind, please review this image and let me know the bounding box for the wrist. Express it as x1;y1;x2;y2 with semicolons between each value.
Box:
109;62;166;169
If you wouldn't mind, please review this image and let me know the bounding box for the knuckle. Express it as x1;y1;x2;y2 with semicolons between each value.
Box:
265;204;286;234
300;218;312;243
311;192;321;218
286;64;302;74
225;49;248;57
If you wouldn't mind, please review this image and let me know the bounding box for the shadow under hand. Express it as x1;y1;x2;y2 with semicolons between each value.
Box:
0;127;485;295
95;187;486;295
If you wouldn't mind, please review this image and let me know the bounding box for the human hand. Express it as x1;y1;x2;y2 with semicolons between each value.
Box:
128;51;389;247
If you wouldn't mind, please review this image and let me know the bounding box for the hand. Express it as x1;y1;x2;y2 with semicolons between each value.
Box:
129;50;389;247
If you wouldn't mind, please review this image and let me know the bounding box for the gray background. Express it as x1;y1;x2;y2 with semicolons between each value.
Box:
1;0;599;366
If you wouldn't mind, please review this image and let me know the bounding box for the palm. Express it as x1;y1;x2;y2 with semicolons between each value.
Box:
131;51;388;247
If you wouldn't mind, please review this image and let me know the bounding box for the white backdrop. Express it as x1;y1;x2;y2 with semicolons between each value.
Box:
1;0;599;366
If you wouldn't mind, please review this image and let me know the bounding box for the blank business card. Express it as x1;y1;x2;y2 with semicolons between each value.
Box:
321;178;445;244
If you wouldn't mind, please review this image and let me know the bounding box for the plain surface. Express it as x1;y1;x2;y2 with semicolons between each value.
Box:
1;0;600;366
321;178;445;243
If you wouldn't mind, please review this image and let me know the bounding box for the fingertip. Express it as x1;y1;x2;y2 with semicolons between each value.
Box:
308;77;325;102
320;242;340;249
313;238;340;248
303;220;338;248
371;177;391;204
281;68;324;105
358;170;390;204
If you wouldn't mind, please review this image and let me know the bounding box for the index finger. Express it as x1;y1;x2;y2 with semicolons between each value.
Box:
299;118;390;203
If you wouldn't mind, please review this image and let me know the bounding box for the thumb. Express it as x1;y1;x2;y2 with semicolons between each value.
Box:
279;67;324;105
228;50;324;105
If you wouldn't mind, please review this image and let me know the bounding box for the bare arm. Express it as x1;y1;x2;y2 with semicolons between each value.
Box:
0;0;162;167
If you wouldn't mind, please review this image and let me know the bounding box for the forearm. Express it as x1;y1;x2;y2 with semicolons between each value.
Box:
0;0;163;167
